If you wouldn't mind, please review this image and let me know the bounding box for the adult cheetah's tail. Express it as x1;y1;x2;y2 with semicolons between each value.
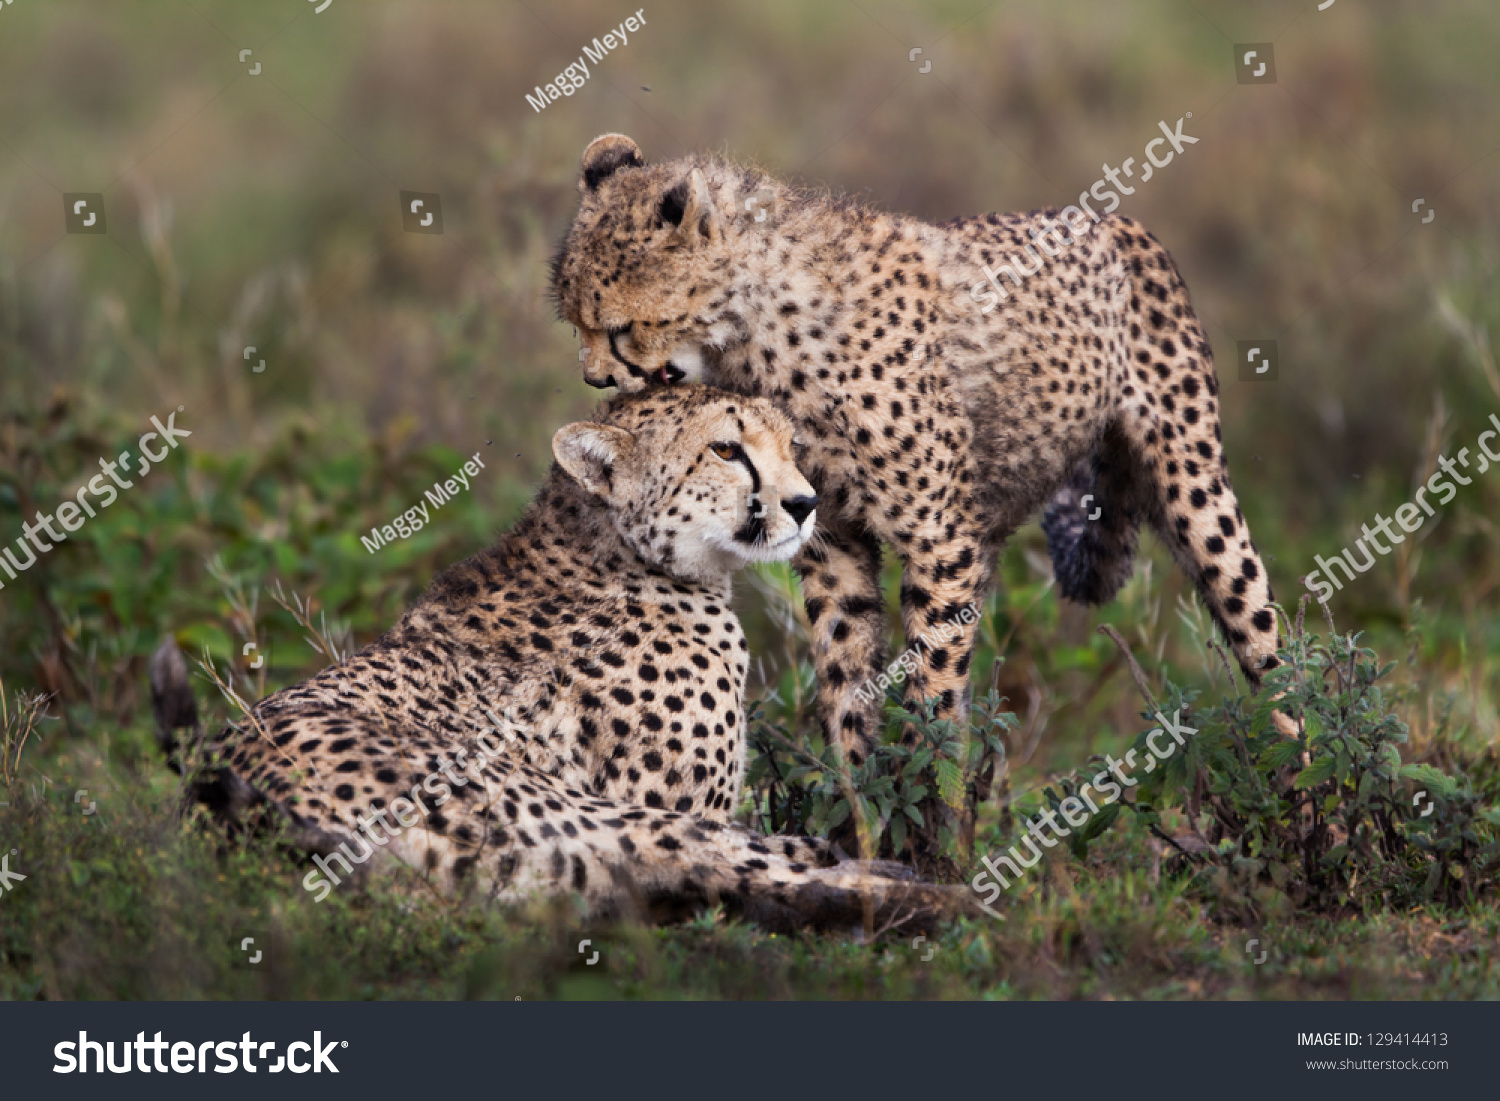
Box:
610;826;981;934
1041;425;1145;606
149;636;201;772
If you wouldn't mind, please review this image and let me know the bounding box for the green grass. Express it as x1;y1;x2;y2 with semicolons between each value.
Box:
4;764;1497;999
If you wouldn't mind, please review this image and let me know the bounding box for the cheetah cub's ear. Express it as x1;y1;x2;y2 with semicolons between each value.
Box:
659;169;719;246
553;422;636;502
579;133;645;193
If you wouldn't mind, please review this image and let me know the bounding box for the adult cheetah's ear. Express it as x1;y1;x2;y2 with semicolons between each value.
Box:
580;133;644;193
660;168;719;246
553;422;636;501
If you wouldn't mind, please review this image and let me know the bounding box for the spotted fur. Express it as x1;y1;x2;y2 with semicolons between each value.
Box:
551;135;1281;765
163;387;963;930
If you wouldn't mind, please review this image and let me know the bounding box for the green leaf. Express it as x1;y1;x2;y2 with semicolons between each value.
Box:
1078;803;1120;842
1257;739;1304;769
935;758;964;808
1303;711;1330;747
1399;763;1457;798
1293;755;1336;789
1321;844;1349;866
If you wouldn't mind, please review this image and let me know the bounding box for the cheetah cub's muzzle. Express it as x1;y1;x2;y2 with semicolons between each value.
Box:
575;323;722;392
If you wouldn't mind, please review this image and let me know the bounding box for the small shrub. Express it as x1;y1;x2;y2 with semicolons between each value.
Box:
988;602;1500;915
745;687;1015;868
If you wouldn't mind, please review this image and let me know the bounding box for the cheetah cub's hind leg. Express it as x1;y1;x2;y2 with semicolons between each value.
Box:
1046;228;1281;687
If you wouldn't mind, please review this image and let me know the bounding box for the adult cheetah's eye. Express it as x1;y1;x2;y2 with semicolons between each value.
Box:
710;442;737;461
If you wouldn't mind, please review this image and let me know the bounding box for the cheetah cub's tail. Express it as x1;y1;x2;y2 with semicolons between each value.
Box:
1041;424;1145;607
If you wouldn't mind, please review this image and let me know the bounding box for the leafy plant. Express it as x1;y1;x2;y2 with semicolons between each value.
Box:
992;600;1500;915
745;686;1015;869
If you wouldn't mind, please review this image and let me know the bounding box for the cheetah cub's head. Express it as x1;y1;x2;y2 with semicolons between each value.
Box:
553;386;817;583
552;133;745;394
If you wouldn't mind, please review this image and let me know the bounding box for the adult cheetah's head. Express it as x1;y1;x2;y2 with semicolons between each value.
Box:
552;386;817;582
551;133;748;393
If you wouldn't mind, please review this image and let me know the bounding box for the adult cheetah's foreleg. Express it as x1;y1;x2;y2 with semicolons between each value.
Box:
464;763;967;931
793;520;888;767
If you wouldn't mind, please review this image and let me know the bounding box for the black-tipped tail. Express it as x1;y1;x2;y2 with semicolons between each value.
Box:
148;636;199;771
1041;438;1144;605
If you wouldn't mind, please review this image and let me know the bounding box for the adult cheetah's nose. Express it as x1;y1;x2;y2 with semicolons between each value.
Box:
782;494;818;527
583;372;617;390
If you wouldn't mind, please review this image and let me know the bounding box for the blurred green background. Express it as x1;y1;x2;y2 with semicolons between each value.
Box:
1;0;1498;998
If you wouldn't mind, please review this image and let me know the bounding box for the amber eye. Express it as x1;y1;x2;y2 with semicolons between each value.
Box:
711;442;737;461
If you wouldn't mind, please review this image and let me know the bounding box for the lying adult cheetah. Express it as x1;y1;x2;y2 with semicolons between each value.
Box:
157;387;962;930
551;134;1281;767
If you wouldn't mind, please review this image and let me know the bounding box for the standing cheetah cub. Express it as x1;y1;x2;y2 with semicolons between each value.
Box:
162;387;964;930
551;134;1282;766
